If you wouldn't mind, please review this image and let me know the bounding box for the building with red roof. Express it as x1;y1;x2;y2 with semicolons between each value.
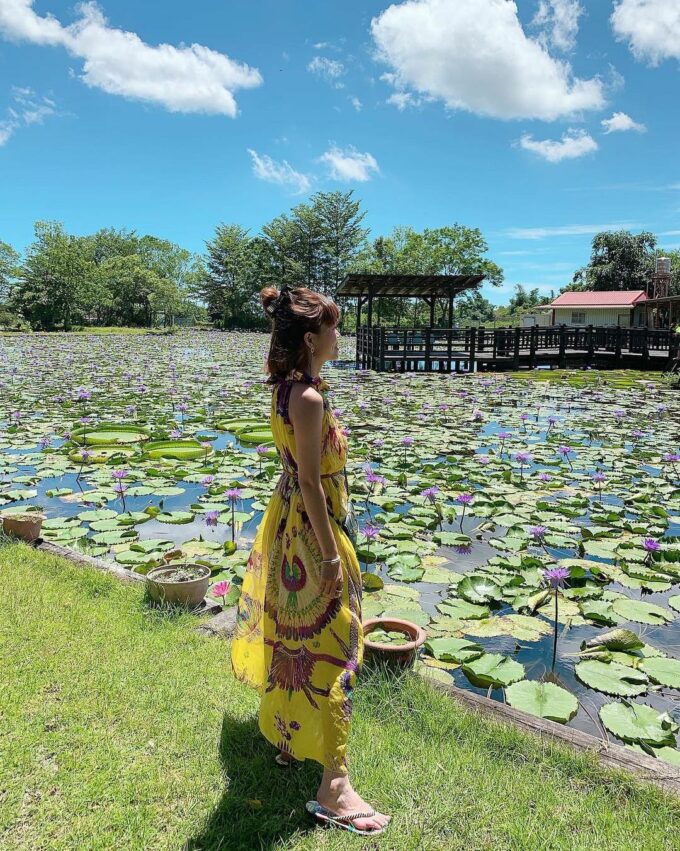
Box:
548;290;647;327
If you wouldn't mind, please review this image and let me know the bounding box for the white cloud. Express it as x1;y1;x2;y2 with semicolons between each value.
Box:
532;0;583;52
505;222;642;239
518;128;598;162
318;145;380;182
611;0;680;65
350;96;362;111
0;0;65;45
601;111;646;133
247;149;311;194
0;1;262;116
0;86;57;146
307;55;345;87
371;0;604;120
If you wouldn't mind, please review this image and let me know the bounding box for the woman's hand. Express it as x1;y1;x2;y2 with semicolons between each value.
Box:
319;556;343;598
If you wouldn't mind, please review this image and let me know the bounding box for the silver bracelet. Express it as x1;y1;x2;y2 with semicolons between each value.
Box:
321;556;341;564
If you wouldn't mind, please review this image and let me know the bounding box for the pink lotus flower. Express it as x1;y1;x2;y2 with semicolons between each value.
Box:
212;580;231;603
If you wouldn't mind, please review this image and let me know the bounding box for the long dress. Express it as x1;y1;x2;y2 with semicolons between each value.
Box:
230;369;364;776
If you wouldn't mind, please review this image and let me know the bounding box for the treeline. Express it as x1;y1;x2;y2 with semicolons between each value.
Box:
0;190;505;331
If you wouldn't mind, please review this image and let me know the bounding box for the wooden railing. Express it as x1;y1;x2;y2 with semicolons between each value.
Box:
355;325;678;372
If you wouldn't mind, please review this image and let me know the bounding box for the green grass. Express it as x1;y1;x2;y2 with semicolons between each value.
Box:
1;540;679;851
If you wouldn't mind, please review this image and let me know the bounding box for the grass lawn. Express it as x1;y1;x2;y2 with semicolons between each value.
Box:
1;539;679;851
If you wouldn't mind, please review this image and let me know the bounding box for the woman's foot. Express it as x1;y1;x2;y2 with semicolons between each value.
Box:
316;779;391;833
275;750;295;765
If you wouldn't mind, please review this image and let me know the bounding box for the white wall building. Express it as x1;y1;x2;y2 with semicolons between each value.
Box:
548;291;647;327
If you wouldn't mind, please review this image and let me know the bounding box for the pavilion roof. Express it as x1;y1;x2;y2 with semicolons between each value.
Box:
337;273;485;298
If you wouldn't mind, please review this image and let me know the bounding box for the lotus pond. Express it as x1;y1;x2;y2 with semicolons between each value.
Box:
2;331;680;764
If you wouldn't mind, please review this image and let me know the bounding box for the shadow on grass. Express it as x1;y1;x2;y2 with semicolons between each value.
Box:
185;659;404;851
184;713;323;851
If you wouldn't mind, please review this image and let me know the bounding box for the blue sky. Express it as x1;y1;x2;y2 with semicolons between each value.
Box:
0;0;678;305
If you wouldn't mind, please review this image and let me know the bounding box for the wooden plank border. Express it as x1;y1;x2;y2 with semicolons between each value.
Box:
423;677;680;797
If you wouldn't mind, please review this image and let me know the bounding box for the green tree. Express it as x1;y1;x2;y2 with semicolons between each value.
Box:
571;230;656;292
196;224;261;328
0;240;20;303
14;221;93;330
259;191;368;296
351;223;503;327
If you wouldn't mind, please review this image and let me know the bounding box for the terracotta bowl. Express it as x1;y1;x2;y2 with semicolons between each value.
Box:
1;512;46;543
362;617;427;668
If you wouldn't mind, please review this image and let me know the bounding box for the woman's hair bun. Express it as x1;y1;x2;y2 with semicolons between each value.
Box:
261;286;279;317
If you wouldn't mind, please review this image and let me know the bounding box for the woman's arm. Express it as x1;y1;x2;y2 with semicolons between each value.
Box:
289;383;342;597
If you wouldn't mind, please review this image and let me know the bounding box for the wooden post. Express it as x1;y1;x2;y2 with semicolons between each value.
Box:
448;291;454;327
429;296;435;328
586;324;594;366
513;327;521;369
367;287;373;328
642;327;650;365
558;324;566;368
380;325;386;372
469;327;477;372
529;325;537;369
447;327;452;372
401;328;407;372
355;295;362;333
615;325;622;363
425;327;432;372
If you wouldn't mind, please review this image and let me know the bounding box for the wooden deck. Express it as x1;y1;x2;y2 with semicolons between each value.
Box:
356;325;677;373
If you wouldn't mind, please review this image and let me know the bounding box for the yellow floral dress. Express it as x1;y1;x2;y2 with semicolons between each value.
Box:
230;369;364;775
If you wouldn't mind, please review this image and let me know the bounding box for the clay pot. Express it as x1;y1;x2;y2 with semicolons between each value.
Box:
1;512;45;543
145;563;211;610
362;617;427;668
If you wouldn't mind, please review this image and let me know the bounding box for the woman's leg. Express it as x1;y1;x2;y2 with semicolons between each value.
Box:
316;767;391;831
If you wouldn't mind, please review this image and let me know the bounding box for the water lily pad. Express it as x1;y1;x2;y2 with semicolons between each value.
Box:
462;653;525;689
574;660;648;697
423;637;484;664
639;657;680;689
505;680;578;723
156;511;195;524
610;597;674;626
600;702;678;746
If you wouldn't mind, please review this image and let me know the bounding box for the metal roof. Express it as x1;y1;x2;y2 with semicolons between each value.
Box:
550;290;647;308
337;273;485;297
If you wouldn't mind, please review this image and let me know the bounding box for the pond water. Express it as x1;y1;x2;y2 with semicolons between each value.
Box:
1;331;679;757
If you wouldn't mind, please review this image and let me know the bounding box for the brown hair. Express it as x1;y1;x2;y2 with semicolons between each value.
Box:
261;285;340;382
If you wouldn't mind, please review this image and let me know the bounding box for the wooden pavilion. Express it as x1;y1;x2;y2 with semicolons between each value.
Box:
337;272;485;372
338;272;485;330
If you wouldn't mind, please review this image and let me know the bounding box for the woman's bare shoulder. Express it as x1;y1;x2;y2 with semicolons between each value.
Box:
289;381;323;413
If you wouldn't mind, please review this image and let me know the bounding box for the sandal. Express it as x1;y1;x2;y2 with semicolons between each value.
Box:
305;800;390;836
274;751;299;767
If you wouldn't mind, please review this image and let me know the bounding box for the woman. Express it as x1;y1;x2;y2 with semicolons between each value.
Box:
230;284;391;837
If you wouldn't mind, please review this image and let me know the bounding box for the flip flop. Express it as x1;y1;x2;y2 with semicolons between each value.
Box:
305;800;390;836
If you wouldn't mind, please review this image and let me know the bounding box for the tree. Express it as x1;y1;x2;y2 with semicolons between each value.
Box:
507;284;544;312
351;223;503;326
0;240;20;303
259;191;369;296
570;230;657;292
13;221;94;330
196;224;262;328
314;191;369;294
